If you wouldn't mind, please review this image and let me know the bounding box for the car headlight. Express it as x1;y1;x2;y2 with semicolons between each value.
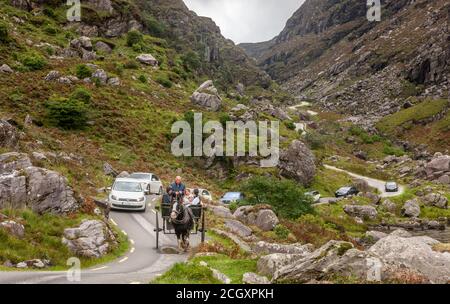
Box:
111;195;117;201
138;197;145;202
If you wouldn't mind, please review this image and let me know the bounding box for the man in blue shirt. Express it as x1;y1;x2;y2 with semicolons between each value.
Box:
169;176;186;201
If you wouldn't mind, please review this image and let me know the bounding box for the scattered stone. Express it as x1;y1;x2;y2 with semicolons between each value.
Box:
92;69;108;85
103;162;118;176
233;206;279;231
365;231;387;242
95;41;113;54
380;199;397;213
107;77;120;86
353;178;370;192
253;241;313;255
62;219;116;258
0;120;19;149
136;54;158;66
0;64;13;73
422;193;448;209
362;192;381;205
343;205;378;220
211;267;231;284
242;273;270;284
32;152;47;161
401;199;421;218
191;80;222;112
0;220;25;239
44;70;61;81
257;253;306;277
210;228;252;253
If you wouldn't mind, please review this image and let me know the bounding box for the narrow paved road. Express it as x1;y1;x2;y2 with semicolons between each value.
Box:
0;195;197;284
315;165;406;206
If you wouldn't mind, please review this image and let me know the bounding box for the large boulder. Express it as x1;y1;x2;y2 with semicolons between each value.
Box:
70;36;93;52
95;41;113;54
272;241;384;283
0;220;25;239
224;219;252;238
369;234;450;284
421;193;448;209
190;80;222;112
401;199;421;217
257;253;306;277
62;220;117;258
0;120;19;149
278;140;316;186
136;54;158;66
253;241;313;255
380;199;397;213
208;205;235;219
234;206;279;231
0;153;79;214
425;155;450;177
242;272;270;284
343;205;378;220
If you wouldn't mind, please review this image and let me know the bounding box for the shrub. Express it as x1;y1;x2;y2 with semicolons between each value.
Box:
138;75;147;83
0;22;8;43
43;25;58;35
304;131;325;150
43;7;57;18
124;60;139;69
181;51;201;72
21;53;47;71
284;121;296;130
155;75;173;88
75;64;92;79
126;30;143;47
70;87;91;103
45;97;88;130
240;176;314;220
274;224;291;240
143;15;167;38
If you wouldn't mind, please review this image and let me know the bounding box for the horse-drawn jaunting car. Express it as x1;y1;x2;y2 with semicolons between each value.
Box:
153;195;206;252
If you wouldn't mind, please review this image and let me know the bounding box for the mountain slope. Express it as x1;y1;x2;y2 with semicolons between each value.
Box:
240;0;450;126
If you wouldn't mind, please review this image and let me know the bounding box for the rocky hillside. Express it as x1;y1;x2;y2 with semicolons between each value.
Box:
240;0;450;128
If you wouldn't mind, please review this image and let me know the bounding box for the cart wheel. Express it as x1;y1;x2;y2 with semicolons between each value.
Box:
153;210;160;249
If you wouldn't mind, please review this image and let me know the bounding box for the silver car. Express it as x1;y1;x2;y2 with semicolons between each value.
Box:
129;173;163;195
109;178;149;212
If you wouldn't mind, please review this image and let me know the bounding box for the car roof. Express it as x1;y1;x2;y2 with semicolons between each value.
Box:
339;186;352;190
130;172;154;176
114;178;144;183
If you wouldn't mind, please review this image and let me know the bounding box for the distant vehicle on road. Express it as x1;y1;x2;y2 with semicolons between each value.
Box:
385;182;399;193
335;186;359;198
188;188;213;201
129;173;163;195
305;190;321;203
109;178;149;212
220;192;245;205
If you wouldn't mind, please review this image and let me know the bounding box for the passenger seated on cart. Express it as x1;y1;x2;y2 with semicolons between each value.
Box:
161;186;172;205
172;188;202;212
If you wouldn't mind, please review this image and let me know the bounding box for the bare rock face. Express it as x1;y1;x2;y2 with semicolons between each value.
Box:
0;153;80;214
242;272;270;284
208;205;235;219
253;241;313;255
257;253;308;277
422;193;448;209
233;206;279;231
62;220;117;258
190;80;222;112
278;140;316;186
136;54;158;66
224;219;252;238
425;155;450;181
380;199;397;213
0;220;25;239
0;120;19;149
401;199;421;218
368;234;450;284
343;205;378;220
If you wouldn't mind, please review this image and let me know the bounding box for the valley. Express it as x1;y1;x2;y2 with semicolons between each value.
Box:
0;0;449;285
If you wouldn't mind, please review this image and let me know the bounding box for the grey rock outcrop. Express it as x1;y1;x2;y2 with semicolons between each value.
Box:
190;80;222;112
343;205;378;220
0;220;25;239
242;272;270;284
422;193;448;209
233;206;279;231
136;54;158;66
253;241;313;255
62;219;117;258
278;140;316;186
224;219;252;238
401;199;421;218
0;153;80;214
0;120;19;149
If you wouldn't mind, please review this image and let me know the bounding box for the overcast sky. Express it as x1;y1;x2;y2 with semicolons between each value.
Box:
183;0;305;44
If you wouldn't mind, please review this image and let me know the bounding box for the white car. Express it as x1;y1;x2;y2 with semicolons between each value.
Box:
129;172;163;195
305;190;321;203
108;178;149;212
186;188;213;202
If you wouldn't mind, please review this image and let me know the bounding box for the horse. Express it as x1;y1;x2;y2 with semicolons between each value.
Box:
170;198;194;252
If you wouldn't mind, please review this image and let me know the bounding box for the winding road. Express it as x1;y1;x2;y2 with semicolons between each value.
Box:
0;195;196;284
315;165;406;205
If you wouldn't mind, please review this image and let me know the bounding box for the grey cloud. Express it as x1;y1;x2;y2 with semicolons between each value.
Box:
183;0;305;43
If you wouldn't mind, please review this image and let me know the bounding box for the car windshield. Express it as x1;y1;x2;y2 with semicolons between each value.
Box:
223;192;241;199
113;181;142;192
129;174;151;180
386;182;397;187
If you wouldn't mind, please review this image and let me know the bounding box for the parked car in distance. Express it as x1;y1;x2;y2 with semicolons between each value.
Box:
188;188;213;201
305;190;321;203
385;182;399;192
220;192;245;205
335;186;359;198
129;173;163;195
108;178;149;212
